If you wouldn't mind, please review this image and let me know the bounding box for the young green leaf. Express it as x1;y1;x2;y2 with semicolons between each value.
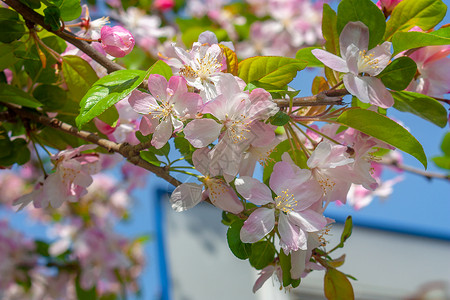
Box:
336;108;427;168
377;57;417;91
295;47;324;67
324;268;355;300
392;91;448;128
238;56;307;88
392;27;450;55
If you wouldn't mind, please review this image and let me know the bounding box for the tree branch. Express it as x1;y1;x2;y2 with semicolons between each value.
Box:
273;89;348;107
2;0;124;74
2;103;182;187
380;157;450;182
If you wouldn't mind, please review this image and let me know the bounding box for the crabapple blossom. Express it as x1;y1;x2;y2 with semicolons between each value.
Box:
235;161;326;252
14;145;101;209
170;148;243;214
312;21;394;108
128;74;201;149
100;26;135;58
376;0;403;14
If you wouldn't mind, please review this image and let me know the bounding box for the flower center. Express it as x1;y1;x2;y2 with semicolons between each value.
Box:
312;169;336;195
150;101;174;121
275;189;298;213
357;50;380;72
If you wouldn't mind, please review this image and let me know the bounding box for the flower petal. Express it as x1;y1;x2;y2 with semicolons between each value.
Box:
128;90;157;114
170;183;203;212
288;210;327;232
340;21;369;57
311;49;349;73
278;213;307;251
184;119;222;148
151;118;173;149
148;74;169;102
240;208;275;243
235;176;273;205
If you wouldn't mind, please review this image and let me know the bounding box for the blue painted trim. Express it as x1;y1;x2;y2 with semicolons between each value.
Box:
154;189;172;300
326;212;450;241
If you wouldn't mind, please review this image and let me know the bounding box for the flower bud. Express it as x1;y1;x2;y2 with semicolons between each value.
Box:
153;0;175;11
100;26;135;58
376;0;403;15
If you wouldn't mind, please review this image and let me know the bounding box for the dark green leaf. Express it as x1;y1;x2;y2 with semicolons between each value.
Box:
385;0;447;41
33;84;67;110
35;240;50;257
18;0;41;9
226;220;252;260
392;91;448;128
378;57;417;91
279;251;292;287
0;126;12;158
0;138;30;166
295;47;324;67
75;275;97;300
238;56;307;88
270;111;290;126
0;83;42;108
336;108;427;168
62;55;99;102
0;7;21;21
392;27;450;55
324;268;355;300
44;6;61;31
0;43;20;70
337;0;386;49
0;19;26;43
249;241;275;270
148;141;170;157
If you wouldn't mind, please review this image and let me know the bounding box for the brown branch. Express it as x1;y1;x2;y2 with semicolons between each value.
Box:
2;0;124;74
273;89;348;107
3;103;181;187
380;157;450;182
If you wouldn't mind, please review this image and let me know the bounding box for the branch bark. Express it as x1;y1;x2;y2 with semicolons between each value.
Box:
380;157;450;182
3;103;182;187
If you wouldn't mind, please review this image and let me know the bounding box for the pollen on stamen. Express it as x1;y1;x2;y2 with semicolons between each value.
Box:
275;189;298;213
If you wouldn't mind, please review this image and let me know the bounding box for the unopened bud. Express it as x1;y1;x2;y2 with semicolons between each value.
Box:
100;26;135;58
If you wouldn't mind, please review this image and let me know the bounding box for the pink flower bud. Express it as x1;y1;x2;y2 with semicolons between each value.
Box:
100;26;135;58
153;0;175;11
376;0;403;14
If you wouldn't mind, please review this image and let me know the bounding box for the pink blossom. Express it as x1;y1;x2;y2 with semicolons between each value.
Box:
170;148;244;214
153;0;175;11
100;26;135;57
14;145;101;209
407;45;450;97
128;74;201;149
376;0;403;14
312;21;394;108
235;161;325;252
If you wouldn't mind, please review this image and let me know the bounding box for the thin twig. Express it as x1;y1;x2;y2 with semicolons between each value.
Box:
2;102;181;187
380;157;450;182
273;89;347;107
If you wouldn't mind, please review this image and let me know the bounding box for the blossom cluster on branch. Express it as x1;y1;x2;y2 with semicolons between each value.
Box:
0;0;449;299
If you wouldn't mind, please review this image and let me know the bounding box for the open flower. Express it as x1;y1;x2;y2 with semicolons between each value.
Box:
128;74;201;149
312;21;394;108
235;161;325;252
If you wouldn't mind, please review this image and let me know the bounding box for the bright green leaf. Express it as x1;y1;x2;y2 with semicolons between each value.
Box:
97;106;119;127
0;83;42;108
295;47;324;67
337;0;386;49
392;27;450;55
75;70;146;128
140;151;162;167
227;220;252;260
57;0;82;21
440;132;450;156
62;55;99;102
336;108;427;168
149;60;173;81
378;57;417;91
432;156;450;170
385;0;447;41
324;268;355;300
392;91;448;128
249;241;275;270
238;56;307;88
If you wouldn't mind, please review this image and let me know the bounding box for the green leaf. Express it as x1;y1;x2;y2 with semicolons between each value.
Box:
0;126;12;158
57;0;82;21
385;0;447;41
432;156;450;170
0;7;21;21
0;138;30;166
75;275;97;300
174;136;195;164
226;220;252;260
149;60;173;81
441;132;450;157
392;91;448;128
392;27;450;55
62;55;99;102
97;106;119;127
336;108;427;168
249;241;276;270
377;57;417;91
0;19;26;43
76;69;145;128
0;43;20;70
0;83;42;108
340;216;353;245
18;0;41;9
295;47;324;67
43;6;61;31
35;240;50;257
140;150;162;166
279;251;292;287
148;141;170;157
322;4;340;56
324;268;355;300
337;0;386;49
238;56;307;88
270;111;291;126
33;84;67;110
